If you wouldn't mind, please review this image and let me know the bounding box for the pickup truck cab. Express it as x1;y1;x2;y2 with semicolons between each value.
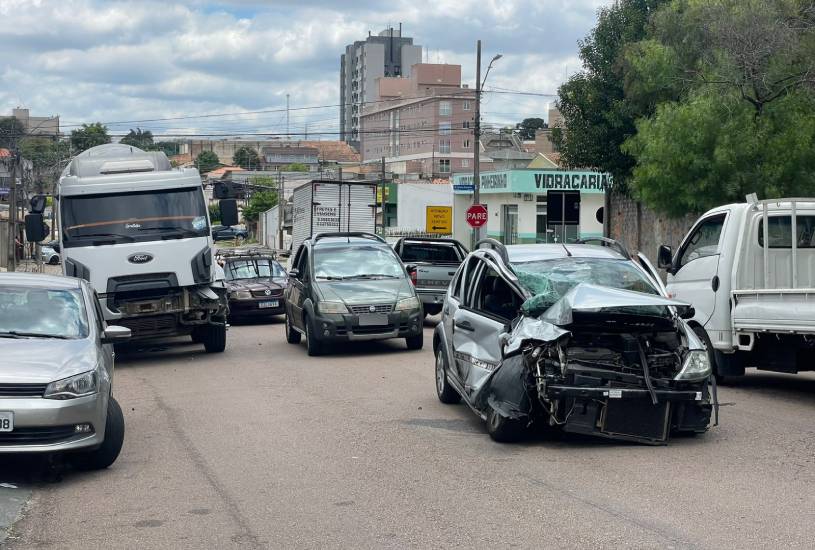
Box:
394;238;468;317
658;196;815;379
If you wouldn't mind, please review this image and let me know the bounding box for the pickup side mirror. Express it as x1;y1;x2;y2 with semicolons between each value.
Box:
102;325;131;344
288;268;300;279
219;199;239;227
657;245;673;270
24;213;48;243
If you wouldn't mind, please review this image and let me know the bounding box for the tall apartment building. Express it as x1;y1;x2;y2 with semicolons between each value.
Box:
1;108;60;138
339;26;422;149
360;63;476;177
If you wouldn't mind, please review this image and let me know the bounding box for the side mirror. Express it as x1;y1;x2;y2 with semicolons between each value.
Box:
102;325;131;344
219;199;239;227
29;195;47;214
25;213;48;242
657;245;673;270
677;305;696;320
288;268;300;279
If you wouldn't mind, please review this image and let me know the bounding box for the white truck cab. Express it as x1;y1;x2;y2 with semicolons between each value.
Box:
659;195;815;378
57;144;229;352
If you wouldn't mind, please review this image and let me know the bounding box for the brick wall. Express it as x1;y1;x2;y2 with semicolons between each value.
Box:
609;194;697;263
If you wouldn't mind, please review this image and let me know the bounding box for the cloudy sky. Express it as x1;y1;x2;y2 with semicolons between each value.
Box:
1;0;610;139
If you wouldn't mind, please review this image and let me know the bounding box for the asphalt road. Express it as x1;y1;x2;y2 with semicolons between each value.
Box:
3;319;814;549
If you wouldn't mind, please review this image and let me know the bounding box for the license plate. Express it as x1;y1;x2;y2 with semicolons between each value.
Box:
0;412;13;432
358;313;388;326
258;300;279;309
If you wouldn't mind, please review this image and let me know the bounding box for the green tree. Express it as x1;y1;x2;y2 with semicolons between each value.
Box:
0;117;26;148
552;0;670;190
120;128;154;150
195;150;220;174
70;122;111;153
208;202;221;224
515;117;546;140
622;0;815;214
242;190;278;224
19;137;71;191
232;146;261;170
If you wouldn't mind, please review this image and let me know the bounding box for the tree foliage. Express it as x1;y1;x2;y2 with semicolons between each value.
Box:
19;138;71;190
515;117;546;140
232;146;261;170
195;151;220;174
120;128;154;150
70;122;111;153
242;190;278;223
282;162;309;172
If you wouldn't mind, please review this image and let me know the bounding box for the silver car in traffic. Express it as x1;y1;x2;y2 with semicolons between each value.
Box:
0;273;130;469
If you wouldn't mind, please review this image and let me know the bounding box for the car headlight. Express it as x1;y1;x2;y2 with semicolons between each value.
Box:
317;300;348;314
230;290;252;300
675;350;711;381
44;371;98;400
395;296;421;311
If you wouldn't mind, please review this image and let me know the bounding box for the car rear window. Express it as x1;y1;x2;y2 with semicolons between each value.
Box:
400;243;460;263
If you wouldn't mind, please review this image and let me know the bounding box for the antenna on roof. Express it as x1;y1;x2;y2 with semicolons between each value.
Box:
561;243;573;257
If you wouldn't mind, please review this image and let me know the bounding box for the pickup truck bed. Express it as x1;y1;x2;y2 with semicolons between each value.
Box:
394;238;467;316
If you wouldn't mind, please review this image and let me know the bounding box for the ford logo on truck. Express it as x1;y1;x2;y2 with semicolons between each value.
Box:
128;253;154;264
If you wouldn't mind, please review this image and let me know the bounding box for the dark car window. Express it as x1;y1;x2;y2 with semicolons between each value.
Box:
399;243;461;263
757;215;815;248
0;285;89;339
677;214;726;267
471;264;522;321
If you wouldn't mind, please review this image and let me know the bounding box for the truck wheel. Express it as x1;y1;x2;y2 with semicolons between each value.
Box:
486;406;525;443
203;318;227;353
76;397;125;470
285;314;301;344
48;256;59;265
305;316;323;356
435;346;460;404
406;331;424;350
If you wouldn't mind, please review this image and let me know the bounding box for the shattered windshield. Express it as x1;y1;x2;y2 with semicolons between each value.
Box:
512;257;660;317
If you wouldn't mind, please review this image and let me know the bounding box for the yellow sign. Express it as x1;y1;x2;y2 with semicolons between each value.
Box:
376;186;390;203
426;206;453;234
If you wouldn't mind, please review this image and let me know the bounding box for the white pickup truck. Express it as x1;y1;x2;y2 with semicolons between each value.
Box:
658;195;815;380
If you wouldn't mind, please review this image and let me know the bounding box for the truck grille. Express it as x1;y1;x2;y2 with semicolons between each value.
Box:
118;315;177;337
0;425;87;445
349;304;393;314
0;383;47;397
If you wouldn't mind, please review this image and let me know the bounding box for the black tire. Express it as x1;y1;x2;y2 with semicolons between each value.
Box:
48;256;59;265
406;331;424;350
435;345;460;404
202;318;227;353
285;313;301;344
190;327;204;344
76;397;125;470
486;406;525;443
424;305;442;317
305;316;323;356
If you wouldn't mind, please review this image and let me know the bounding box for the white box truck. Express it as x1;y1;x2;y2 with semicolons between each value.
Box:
57;144;229;352
290;180;378;254
657;195;815;380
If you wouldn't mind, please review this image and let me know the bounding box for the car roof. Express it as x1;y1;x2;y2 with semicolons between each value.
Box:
312;236;389;248
0;272;83;290
505;243;627;264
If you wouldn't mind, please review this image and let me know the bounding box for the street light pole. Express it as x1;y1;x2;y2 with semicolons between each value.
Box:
473;40;482;242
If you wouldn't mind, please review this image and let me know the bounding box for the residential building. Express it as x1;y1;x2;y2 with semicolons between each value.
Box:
1;108;60;138
535;106;564;155
340;26;422;148
360;63;476;177
260;145;319;171
480;130;535;171
177;139;358;170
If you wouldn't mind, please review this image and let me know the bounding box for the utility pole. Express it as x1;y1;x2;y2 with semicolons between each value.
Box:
473;40;483;242
380;156;387;235
6;151;17;271
277;168;284;250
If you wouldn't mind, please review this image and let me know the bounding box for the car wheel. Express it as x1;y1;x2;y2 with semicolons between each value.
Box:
405;331;423;350
202;318;227;353
424;304;442;317
486;406;525;443
75;396;125;470
435;346;460;404
48;256;59;265
305;316;323;356
286;314;301;344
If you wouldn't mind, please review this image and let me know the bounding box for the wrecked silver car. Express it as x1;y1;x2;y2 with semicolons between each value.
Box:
433;239;717;445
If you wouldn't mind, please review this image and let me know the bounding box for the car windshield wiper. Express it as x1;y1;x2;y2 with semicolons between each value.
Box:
0;331;70;339
316;275;347;281
347;274;401;279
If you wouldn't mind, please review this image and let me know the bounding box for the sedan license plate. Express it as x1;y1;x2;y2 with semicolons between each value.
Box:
0;412;13;432
258;300;279;309
358;313;388;326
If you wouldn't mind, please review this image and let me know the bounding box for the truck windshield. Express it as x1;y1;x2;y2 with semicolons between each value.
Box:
61;187;208;248
0;286;89;339
314;245;405;280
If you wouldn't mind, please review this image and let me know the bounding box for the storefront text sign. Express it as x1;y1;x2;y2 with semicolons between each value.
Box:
453;170;612;195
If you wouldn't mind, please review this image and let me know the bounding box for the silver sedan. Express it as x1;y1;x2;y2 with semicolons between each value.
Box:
0;273;130;469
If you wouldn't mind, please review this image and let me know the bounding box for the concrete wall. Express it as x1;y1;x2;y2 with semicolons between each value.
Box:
609;194;696;262
395;183;453;232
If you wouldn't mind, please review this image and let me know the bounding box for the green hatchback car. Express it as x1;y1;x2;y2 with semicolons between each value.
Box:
283;233;424;356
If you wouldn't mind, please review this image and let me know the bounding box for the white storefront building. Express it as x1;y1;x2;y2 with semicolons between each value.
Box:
451;169;611;245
